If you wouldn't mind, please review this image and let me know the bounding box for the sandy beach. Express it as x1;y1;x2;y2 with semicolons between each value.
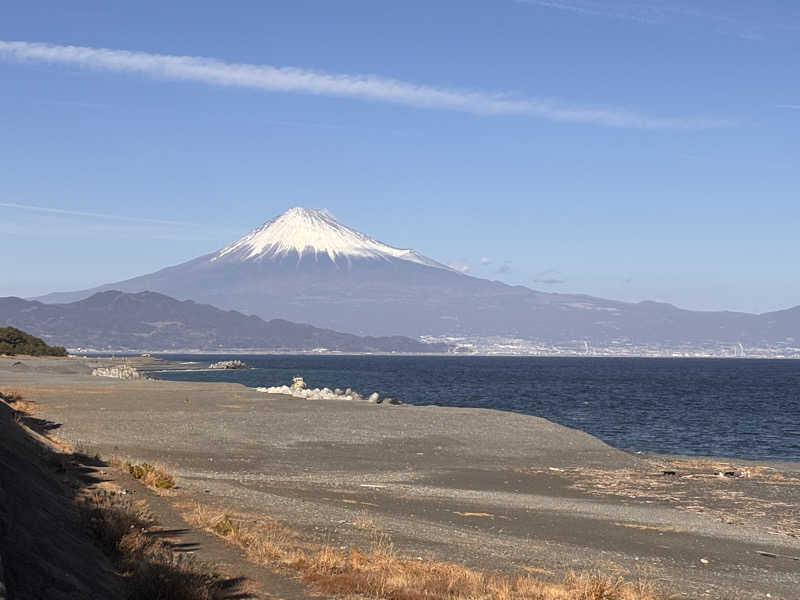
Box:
2;355;799;599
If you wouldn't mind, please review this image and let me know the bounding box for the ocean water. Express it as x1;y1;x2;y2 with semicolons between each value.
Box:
153;355;800;462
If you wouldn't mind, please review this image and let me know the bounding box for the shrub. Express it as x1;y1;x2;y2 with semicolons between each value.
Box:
125;462;176;489
0;326;67;356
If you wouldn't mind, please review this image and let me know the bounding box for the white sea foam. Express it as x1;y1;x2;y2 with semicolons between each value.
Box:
255;384;402;405
256;384;361;401
92;365;146;380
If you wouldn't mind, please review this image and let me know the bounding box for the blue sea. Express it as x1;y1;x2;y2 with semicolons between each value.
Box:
153;355;800;462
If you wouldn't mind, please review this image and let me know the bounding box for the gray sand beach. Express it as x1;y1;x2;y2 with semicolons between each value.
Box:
2;356;798;599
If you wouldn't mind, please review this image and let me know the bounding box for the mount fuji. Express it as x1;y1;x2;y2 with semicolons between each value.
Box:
211;207;447;270
37;207;799;347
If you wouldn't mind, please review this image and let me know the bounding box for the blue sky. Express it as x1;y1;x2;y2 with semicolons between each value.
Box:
1;1;798;313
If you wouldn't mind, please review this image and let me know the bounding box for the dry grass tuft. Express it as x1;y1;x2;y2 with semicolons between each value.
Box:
187;504;299;565
0;390;24;403
78;489;151;555
0;389;33;413
114;459;176;489
184;504;667;600
352;508;377;530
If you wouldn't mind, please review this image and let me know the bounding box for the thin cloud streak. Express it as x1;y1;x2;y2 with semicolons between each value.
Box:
777;104;800;110
0;201;191;225
516;0;785;39
0;40;731;130
449;262;471;274
519;0;663;24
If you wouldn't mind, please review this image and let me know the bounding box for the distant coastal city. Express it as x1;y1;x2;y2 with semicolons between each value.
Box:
422;336;800;359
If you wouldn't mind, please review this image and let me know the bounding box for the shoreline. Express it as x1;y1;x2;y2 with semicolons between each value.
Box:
2;355;799;598
15;353;800;465
72;350;800;360
144;355;800;466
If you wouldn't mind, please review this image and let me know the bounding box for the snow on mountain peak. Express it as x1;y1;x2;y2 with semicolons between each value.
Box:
212;206;448;269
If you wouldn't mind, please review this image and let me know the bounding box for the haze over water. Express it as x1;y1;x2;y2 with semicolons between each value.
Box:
155;355;800;462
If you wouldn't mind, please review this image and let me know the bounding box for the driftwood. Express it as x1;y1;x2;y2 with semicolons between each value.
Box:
755;550;800;561
522;458;800;538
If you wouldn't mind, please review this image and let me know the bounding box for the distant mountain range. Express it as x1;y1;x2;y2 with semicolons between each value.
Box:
36;207;800;346
0;291;449;353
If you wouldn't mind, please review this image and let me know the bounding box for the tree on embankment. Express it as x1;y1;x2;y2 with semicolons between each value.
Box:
0;326;67;356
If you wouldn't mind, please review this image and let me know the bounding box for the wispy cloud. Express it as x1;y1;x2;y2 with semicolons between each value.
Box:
0;40;731;130
0;201;191;225
516;0;787;39
518;0;665;24
777;104;800;110
0;202;244;242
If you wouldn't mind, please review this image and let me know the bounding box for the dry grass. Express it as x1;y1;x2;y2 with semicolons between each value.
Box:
78;489;152;555
353;508;377;530
0;390;24;402
0;389;33;413
184;504;668;600
79;488;227;599
188;504;300;565
114;458;176;490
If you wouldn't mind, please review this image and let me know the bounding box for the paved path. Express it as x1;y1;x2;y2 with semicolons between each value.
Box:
111;468;312;600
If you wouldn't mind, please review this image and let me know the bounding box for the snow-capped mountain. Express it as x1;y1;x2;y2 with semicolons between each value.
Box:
212;207;447;269
36;207;800;346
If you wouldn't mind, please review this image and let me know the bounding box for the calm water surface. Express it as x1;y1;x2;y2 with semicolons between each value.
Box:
153;355;800;462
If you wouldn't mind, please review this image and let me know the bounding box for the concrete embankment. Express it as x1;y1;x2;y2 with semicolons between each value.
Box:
0;399;121;598
0;554;7;600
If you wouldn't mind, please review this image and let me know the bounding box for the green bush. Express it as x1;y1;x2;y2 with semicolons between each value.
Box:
0;326;67;356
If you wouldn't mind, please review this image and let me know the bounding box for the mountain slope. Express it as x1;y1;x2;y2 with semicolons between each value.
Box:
35;207;800;345
1;291;449;352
